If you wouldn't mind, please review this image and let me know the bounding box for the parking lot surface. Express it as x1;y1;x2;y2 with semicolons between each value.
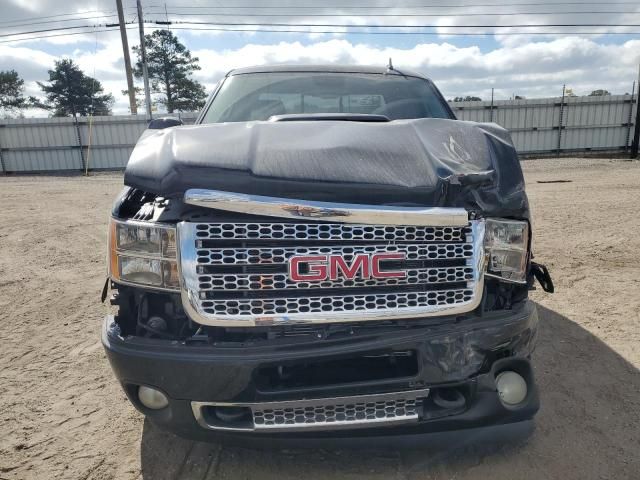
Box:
1;157;639;479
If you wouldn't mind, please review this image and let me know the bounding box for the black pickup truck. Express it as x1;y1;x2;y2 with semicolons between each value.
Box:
102;65;553;442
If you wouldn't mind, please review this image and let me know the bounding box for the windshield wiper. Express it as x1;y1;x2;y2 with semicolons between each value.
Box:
268;113;390;123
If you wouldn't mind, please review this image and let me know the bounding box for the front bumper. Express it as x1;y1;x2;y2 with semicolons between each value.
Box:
102;300;539;442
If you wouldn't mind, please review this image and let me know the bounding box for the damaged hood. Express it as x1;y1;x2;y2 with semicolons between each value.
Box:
124;118;528;218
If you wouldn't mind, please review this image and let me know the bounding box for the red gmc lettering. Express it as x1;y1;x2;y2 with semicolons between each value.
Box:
289;255;327;282
289;253;406;282
329;254;369;280
371;253;407;279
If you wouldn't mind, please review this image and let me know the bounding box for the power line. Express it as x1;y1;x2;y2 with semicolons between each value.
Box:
1;25;638;45
0;28;123;44
164;11;640;17
0;25;99;39
5;9;635;33
2;3;636;30
169;25;640;35
2;23;639;45
0;15;119;30
2;18;639;45
6;17;640;41
0;22;137;40
3;1;637;25
161;1;640;8
0;8;141;26
0;8;144;31
170;21;640;28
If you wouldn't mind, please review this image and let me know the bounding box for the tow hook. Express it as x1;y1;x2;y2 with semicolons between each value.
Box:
530;262;554;293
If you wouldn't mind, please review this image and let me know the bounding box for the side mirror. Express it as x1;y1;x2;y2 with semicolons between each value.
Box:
148;116;184;130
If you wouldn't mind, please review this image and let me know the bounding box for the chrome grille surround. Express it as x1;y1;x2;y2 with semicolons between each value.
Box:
184;189;468;226
191;389;430;432
178;192;485;327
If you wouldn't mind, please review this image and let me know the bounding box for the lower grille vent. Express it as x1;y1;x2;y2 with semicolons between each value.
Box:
192;389;430;432
254;398;418;428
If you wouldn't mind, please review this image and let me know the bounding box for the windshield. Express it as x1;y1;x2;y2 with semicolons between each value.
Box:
201;72;453;123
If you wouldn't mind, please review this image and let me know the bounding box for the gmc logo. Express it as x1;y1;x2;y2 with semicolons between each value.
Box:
289;253;407;282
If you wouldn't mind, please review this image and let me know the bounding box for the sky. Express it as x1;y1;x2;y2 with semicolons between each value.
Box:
1;0;640;115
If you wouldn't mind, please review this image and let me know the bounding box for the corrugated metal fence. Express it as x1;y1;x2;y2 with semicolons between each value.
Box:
0;112;198;173
0;95;637;173
453;94;637;155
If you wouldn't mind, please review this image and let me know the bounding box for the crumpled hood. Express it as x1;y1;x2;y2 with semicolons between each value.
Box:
124;118;528;218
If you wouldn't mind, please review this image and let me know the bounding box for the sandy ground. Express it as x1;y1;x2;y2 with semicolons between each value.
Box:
0;157;639;480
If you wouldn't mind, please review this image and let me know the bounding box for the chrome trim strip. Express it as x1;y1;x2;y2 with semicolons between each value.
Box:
485;272;528;285
177;220;485;327
191;388;430;433
184;189;469;226
110;218;175;230
115;251;174;261
111;278;180;293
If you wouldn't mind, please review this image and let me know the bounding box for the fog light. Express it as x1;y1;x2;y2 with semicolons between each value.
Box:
495;371;528;406
138;386;169;410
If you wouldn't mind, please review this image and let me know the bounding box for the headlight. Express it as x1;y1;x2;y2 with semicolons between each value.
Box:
484;218;529;284
108;218;179;290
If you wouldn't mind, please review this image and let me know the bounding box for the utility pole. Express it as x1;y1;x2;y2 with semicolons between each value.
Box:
136;0;153;120
490;87;494;122
625;80;635;153
631;64;640;159
116;0;137;115
557;84;566;157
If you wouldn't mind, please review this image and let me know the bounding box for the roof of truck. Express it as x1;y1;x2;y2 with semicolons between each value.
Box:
227;64;431;80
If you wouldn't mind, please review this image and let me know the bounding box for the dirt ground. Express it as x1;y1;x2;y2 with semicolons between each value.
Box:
0;157;639;480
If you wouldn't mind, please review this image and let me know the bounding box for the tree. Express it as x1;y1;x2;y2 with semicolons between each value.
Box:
121;86;144;110
453;96;482;102
121;86;163;113
37;59;113;117
133;30;207;113
0;70;27;114
588;89;611;96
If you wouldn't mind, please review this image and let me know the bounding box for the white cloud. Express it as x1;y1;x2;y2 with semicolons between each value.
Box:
191;37;640;98
71;34;129;81
2;12;639;115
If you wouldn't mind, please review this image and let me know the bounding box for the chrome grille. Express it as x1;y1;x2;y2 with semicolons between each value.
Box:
197;243;473;265
198;266;474;291
179;217;485;327
254;398;418;429
192;389;430;432
201;290;475;316
195;223;470;242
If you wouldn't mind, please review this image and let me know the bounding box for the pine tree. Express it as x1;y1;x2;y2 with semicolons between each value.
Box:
133;30;207;113
0;70;27;114
37;59;113;117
